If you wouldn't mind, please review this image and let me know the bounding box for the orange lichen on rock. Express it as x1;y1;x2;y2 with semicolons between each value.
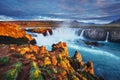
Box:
52;41;68;57
25;34;34;41
0;42;99;80
20;47;31;55
0;23;36;44
0;23;25;38
29;45;39;53
33;28;47;33
51;55;57;66
86;61;94;75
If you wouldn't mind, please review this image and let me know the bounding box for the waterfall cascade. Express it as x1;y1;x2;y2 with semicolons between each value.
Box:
46;30;51;36
105;32;109;42
80;30;85;40
33;27;79;47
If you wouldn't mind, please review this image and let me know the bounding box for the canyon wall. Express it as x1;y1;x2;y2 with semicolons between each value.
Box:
80;29;120;42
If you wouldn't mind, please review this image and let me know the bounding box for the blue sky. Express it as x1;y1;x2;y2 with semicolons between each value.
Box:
0;0;120;24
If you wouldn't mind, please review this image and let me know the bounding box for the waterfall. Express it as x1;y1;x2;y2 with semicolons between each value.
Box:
33;27;79;47
80;30;85;40
46;30;50;36
105;32;109;42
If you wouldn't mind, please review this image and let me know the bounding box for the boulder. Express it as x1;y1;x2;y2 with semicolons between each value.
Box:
84;41;98;47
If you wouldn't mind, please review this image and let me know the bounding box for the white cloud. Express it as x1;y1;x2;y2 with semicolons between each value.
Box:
0;15;14;21
78;19;110;24
33;16;70;21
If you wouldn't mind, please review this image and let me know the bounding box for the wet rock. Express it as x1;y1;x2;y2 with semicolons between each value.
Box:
108;30;120;42
84;29;107;41
32;28;53;36
84;41;98;47
29;39;36;45
48;28;53;35
75;29;82;36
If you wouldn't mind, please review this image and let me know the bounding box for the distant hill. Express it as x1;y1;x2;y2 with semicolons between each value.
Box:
110;18;120;24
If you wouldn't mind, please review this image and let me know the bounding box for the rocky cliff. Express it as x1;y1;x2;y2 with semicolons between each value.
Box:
108;30;120;42
0;42;99;80
0;23;36;44
26;28;53;36
78;29;120;42
84;29;107;41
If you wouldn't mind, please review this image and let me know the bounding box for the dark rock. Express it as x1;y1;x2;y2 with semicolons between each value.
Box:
29;39;36;45
43;30;47;36
84;41;98;47
108;30;120;42
48;29;53;35
84;29;107;41
75;29;82;36
0;36;29;45
25;28;34;32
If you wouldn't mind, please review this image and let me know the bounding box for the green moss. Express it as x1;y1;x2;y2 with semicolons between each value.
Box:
16;53;23;58
6;62;22;80
0;56;9;65
30;62;44;80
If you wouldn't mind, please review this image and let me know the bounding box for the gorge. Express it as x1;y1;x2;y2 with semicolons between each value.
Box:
0;23;120;80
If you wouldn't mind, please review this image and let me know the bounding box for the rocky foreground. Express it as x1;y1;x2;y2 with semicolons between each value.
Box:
0;42;99;80
0;23;100;80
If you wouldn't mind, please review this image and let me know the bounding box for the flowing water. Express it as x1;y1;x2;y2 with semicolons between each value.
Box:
27;27;120;80
105;32;109;42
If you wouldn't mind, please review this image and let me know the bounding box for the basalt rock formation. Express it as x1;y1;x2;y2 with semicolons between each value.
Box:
84;41;98;47
108;30;120;42
0;42;99;80
84;29;107;41
26;28;53;36
0;23;36;45
78;29;120;43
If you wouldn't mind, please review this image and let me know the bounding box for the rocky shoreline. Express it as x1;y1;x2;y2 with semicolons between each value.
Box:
0;23;100;80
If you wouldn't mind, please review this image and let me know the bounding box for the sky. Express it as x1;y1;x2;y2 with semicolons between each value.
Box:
0;0;120;24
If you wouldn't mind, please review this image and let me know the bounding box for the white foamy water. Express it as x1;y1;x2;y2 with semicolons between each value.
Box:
80;29;85;40
28;27;119;60
33;27;79;47
105;32;109;42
